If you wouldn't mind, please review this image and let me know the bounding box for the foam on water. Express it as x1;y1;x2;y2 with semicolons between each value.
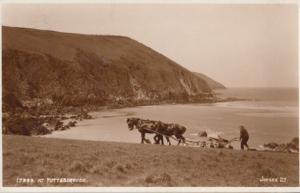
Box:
215;101;297;112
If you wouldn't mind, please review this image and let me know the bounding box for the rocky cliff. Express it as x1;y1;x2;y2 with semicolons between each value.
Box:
3;26;213;110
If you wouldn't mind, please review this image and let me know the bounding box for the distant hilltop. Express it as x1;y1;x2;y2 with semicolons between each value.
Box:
193;72;226;89
2;26;224;110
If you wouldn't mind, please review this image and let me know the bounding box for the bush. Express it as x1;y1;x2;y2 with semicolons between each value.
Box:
4;116;50;136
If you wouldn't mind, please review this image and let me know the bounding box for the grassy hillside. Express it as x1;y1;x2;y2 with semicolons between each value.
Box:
3;26;212;111
3;135;299;186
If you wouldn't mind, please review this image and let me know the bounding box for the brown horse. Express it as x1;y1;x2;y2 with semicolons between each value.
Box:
126;118;186;145
126;118;163;144
154;121;186;145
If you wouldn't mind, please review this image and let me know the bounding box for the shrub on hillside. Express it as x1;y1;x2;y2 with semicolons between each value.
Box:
3;115;51;136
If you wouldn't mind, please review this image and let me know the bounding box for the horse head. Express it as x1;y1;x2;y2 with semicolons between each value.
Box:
127;117;139;131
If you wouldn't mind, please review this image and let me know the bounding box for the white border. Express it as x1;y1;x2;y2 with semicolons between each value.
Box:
0;0;299;192
0;1;3;189
0;0;299;4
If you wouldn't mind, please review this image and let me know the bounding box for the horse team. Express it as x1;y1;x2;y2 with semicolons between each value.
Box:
126;117;186;145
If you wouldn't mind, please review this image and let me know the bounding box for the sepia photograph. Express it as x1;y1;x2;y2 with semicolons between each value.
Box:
1;0;299;190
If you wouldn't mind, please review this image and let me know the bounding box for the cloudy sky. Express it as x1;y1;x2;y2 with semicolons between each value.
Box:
2;3;298;87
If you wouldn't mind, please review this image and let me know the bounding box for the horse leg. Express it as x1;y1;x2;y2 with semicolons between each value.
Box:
178;135;185;145
166;137;171;146
175;134;181;145
141;132;145;144
153;135;157;144
160;135;164;145
181;136;186;144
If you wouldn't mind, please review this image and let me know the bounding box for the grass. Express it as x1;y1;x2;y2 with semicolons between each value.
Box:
2;135;299;187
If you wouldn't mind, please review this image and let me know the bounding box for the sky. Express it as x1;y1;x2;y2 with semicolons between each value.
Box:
1;3;298;88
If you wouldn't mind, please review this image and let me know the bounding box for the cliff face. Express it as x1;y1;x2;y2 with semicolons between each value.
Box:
3;26;212;109
193;72;226;89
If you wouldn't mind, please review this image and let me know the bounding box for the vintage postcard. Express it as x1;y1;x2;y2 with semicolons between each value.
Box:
0;0;299;192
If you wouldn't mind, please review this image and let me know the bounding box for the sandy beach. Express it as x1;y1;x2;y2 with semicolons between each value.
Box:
44;97;298;149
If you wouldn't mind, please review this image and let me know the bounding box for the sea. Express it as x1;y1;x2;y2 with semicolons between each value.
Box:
45;88;299;149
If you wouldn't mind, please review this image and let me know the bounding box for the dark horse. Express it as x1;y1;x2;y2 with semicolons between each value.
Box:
153;121;186;145
126;117;162;144
126;118;186;145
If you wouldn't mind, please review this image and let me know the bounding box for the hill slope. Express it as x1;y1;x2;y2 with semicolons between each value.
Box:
3;135;299;186
2;26;213;109
194;72;225;89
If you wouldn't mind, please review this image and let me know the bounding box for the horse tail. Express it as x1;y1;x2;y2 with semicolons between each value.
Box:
182;126;186;134
177;125;186;135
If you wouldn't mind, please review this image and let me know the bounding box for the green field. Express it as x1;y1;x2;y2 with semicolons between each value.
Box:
2;135;299;186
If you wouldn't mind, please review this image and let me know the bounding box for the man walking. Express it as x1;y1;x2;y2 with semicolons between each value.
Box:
240;125;249;150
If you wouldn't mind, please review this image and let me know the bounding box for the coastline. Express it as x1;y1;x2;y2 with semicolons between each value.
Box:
2;94;239;136
3;89;298;153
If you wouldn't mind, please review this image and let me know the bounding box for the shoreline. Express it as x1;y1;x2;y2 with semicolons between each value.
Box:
43;99;296;152
2;95;243;136
4;97;298;154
